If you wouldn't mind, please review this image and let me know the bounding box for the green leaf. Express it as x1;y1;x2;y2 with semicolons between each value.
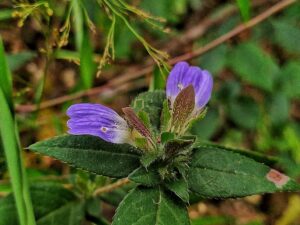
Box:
217;80;241;102
0;194;19;225
129;166;161;186
188;191;205;204
282;126;300;164
269;93;289;127
165;177;189;203
0;9;13;21
281;3;300;22
149;66;167;91
161;132;175;144
80;31;96;89
140;0;188;23
37;201;84;225
276;62;300;99
0;37;12;106
228;96;260;130
0;182;83;225
6;51;37;71
160;100;171;133
131;91;166;130
34;76;45;105
190;107;221;140
85;197;102;219
72;0;84;51
32;183;79;220
137;111;152;130
188;146;300;198
113;19;136;59
198;45;228;75
272;20;300;54
0;140;6;176
196;143;278;167
53;49;80;62
227;42;279;91
140;152;160;168
164;137;195;159
134;137;149;151
29;135;141;178
112;186;190;225
219;129;244;148
236;0;250;21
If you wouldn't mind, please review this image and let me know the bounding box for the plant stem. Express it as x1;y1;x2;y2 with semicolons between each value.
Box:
93;178;130;196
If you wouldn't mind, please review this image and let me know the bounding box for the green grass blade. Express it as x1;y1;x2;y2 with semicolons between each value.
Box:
80;31;96;89
0;88;27;225
0;38;13;107
149;66;167;91
34;76;46;105
7;51;37;71
0;9;13;21
15;122;36;225
72;0;95;89
0;36;36;225
236;0;250;21
72;0;84;51
53;49;80;62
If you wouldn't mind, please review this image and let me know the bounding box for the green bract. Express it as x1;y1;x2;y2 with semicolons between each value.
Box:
28;90;300;225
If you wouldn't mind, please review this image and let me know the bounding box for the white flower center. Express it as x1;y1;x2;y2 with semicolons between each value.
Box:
101;127;108;133
177;83;184;90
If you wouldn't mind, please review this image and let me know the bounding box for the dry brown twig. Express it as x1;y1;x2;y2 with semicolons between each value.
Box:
162;0;270;53
15;0;296;113
93;178;130;196
170;0;296;63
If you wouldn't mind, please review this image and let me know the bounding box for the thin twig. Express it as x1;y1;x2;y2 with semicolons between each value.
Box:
170;0;296;63
16;77;147;112
93;178;130;196
162;0;269;53
15;0;296;113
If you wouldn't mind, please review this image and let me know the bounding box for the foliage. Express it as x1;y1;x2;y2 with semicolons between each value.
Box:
27;90;300;224
0;183;85;225
1;0;300;225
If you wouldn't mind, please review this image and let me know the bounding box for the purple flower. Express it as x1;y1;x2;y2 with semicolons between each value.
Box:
67;103;130;144
166;61;213;110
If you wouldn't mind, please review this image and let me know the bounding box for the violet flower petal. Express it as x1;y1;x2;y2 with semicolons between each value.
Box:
166;61;189;105
166;61;213;110
195;70;213;109
66;103;129;144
